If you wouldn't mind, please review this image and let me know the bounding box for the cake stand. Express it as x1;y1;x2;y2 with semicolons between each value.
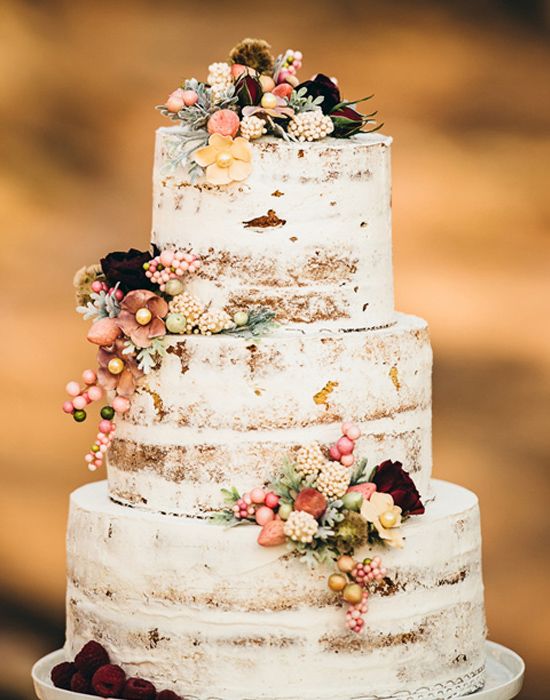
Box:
32;641;525;700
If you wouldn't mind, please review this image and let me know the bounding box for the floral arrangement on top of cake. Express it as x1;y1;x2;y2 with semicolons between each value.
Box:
212;422;424;633
157;37;381;185
63;245;276;471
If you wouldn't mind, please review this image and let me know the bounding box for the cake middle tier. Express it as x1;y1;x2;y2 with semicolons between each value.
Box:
107;313;432;516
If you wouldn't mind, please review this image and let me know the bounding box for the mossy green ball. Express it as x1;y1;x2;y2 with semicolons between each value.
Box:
73;409;87;422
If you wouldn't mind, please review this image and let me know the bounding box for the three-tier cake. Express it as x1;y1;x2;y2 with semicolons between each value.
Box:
55;39;487;700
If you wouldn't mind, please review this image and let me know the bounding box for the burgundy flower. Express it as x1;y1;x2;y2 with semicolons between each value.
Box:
97;339;143;398
296;73;341;114
116;289;168;348
234;74;263;107
100;246;158;293
371;460;425;516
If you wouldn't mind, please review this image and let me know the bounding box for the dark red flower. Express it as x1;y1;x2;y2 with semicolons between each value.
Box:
234;74;263;107
100;246;159;293
296;73;341;114
371;460;425;515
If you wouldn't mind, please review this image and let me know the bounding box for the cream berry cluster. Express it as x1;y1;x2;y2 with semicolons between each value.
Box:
144;249;201;293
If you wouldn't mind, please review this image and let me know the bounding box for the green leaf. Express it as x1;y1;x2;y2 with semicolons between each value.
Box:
350;457;370;486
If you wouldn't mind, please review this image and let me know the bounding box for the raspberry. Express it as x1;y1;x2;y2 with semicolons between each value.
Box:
74;640;110;677
156;691;182;700
50;661;76;689
92;664;126;697
123;677;157;700
71;671;92;693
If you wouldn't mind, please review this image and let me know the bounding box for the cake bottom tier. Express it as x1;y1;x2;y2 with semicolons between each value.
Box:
65;480;487;700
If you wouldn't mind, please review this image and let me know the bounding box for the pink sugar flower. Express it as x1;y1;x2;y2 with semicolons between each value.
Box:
116;289;168;348
97;339;142;398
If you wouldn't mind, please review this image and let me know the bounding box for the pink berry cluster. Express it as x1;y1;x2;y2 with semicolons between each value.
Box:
90;279;124;300
63;370;105;421
84;419;116;472
144;249;201;291
352;556;387;585
233;487;280;525
276;49;303;84
63;369;131;471
328;422;362;467
346;591;369;633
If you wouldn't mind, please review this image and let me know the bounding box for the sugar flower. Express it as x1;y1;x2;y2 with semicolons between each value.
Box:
371;460;425;515
97;339;142;398
193;133;252;186
116;289;168;348
360;491;403;548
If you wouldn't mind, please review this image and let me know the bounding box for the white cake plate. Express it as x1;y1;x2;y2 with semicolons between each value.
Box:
32;641;525;700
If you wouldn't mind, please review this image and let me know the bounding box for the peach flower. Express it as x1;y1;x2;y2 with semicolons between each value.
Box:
207;109;240;137
360;491;403;548
193;133;252;186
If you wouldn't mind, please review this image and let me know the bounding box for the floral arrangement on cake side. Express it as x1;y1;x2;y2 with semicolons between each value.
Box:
157;37;381;184
63;245;276;471
212;422;424;633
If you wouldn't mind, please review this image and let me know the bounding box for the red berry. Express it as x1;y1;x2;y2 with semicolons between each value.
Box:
156;691;182;700
92;664;126;697
51;661;76;690
71;671;92;693
123;677;157;699
74;640;110;677
265;492;280;509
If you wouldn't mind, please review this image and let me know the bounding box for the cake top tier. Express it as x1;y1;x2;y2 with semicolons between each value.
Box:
153;127;394;329
156;37;383;186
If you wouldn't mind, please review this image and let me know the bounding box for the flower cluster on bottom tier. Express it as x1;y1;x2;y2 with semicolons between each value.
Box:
65;479;486;700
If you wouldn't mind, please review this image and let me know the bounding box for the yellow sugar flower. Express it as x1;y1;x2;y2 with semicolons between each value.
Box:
193;133;253;186
360;491;404;548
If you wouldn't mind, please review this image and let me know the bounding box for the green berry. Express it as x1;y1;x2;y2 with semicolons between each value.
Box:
233;310;249;327
73;409;87;422
342;491;363;512
91;445;100;453
142;262;150;271
278;503;293;521
164;279;184;296
100;405;115;420
166;312;187;334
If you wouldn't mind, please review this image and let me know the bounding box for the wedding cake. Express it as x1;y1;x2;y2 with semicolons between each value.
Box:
53;39;487;700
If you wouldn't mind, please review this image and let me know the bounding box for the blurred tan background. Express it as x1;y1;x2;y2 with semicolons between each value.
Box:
1;1;549;698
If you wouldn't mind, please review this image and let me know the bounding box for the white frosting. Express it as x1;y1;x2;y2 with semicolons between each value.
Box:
108;313;432;515
152;129;394;331
66;480;486;700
